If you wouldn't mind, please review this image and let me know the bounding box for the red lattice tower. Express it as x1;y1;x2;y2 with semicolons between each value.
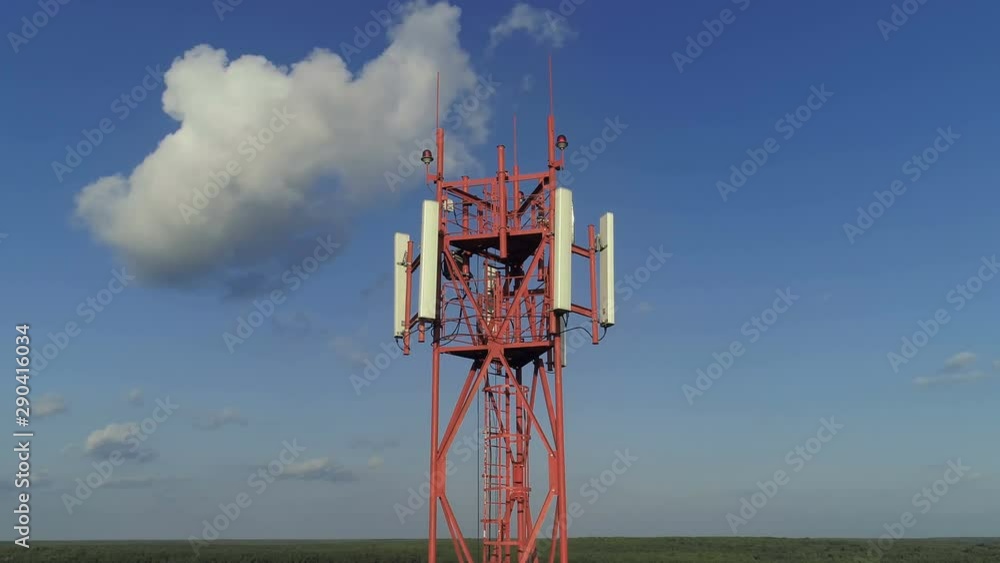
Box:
395;62;615;563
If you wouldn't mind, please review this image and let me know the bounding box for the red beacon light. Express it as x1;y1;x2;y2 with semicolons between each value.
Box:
421;149;434;165
556;134;568;151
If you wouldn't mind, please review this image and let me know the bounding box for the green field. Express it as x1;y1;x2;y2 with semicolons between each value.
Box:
2;537;999;562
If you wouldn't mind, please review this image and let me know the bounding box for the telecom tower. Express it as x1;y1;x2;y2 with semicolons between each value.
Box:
394;64;616;563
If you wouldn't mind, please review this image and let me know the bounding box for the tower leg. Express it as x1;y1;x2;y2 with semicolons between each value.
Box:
429;347;440;562
554;337;568;563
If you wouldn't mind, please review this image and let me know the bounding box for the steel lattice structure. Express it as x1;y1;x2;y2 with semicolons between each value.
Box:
395;64;614;563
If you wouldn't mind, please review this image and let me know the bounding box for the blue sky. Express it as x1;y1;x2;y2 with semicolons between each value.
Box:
1;0;998;542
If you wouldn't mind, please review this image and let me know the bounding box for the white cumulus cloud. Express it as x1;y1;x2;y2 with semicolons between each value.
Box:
913;371;990;387
35;394;68;418
280;457;358;483
84;422;156;462
914;351;996;386
74;1;490;287
489;3;577;50
943;351;976;372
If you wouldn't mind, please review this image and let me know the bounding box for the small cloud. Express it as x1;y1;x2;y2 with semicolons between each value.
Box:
913;371;991;387
635;301;653;314
279;458;358;483
35;394;68;419
489;3;577;51
368;455;384;470
916;352;995;386
822;292;833;302
193;407;247;431
84;422;157;462
994;360;1000;371
126;388;144;406
942;351;976;373
520;74;535;93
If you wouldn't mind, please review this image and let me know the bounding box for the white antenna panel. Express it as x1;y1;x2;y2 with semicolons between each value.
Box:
393;233;410;338
553;187;573;313
599;212;615;327
418;200;440;320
